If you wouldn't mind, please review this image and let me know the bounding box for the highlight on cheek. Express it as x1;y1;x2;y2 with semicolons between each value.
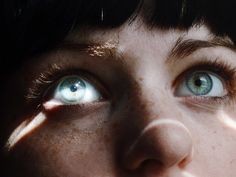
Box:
5;112;46;151
217;110;236;130
182;171;198;177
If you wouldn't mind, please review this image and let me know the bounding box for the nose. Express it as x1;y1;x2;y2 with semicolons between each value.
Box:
123;119;193;170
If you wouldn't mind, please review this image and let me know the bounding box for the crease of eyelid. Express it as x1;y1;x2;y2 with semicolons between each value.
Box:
172;59;236;91
26;41;126;103
167;36;235;63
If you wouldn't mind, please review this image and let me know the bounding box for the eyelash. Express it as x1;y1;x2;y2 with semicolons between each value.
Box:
173;58;236;104
26;64;109;107
27;58;236;109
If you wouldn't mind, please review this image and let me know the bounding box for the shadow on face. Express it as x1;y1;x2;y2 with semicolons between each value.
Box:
2;1;236;177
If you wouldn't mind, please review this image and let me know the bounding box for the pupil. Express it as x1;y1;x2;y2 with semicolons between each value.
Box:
186;72;213;96
70;83;79;92
194;79;202;87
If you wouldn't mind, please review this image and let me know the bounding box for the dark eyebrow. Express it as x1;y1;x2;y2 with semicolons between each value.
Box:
58;40;119;58
167;36;235;63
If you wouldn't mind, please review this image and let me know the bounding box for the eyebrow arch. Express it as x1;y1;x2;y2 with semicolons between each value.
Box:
58;40;119;58
167;36;235;63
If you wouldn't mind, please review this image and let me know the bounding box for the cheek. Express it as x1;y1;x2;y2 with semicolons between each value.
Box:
188;110;236;176
6;104;118;177
8;121;117;177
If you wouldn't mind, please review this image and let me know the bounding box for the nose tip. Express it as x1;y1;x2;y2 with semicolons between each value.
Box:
123;119;193;170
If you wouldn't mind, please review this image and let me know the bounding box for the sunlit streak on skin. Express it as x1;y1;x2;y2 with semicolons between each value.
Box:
126;119;193;157
218;110;236;130
142;119;192;134
182;171;197;177
86;40;117;57
5;112;46;151
43;99;63;110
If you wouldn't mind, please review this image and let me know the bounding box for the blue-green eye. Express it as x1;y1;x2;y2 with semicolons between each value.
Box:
186;72;213;95
53;75;102;104
175;71;226;97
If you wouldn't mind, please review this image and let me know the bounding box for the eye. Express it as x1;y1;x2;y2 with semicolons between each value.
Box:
175;71;227;97
51;75;102;105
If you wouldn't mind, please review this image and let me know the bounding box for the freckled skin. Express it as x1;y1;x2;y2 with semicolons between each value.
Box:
2;17;236;177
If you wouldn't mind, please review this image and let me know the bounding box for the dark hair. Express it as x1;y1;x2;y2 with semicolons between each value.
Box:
1;0;236;70
1;0;236;174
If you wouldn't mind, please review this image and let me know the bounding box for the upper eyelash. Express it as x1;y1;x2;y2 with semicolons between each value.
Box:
26;64;62;102
173;58;236;100
27;57;236;108
26;63;109;105
173;58;236;86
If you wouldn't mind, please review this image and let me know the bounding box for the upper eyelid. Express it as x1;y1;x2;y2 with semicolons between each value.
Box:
26;66;84;102
26;66;110;104
172;61;236;108
171;59;236;90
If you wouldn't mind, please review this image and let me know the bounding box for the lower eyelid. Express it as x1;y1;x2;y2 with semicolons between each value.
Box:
172;59;236;97
43;99;64;110
178;96;230;112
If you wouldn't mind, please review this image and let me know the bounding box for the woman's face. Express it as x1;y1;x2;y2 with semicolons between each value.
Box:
3;18;236;177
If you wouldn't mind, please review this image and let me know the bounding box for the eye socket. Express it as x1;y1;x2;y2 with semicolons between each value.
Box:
44;75;103;107
55;75;102;104
175;71;227;97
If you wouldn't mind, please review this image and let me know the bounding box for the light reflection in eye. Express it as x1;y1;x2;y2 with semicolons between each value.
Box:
176;71;226;97
43;75;102;110
5;112;46;150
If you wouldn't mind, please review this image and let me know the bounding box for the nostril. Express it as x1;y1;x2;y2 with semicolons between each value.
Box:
178;147;194;168
122;119;193;171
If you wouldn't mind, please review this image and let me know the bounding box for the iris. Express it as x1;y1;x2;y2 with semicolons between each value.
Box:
186;72;213;96
58;76;86;103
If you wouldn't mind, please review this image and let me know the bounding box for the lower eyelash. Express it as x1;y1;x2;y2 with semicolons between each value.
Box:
173;58;236;104
179;95;234;112
26;64;109;106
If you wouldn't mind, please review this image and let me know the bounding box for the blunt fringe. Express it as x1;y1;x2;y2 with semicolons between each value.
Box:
1;0;236;71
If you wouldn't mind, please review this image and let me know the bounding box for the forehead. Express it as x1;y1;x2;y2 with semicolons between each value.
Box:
66;20;212;48
65;20;218;64
60;20;235;83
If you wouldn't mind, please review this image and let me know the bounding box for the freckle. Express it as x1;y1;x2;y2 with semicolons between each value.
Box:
230;159;235;164
212;145;215;150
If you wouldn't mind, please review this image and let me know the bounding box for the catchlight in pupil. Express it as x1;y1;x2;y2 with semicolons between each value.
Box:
186;72;213;95
57;76;86;103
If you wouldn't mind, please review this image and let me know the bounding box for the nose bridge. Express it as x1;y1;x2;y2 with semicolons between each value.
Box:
118;42;194;171
132;52;173;114
121;77;194;171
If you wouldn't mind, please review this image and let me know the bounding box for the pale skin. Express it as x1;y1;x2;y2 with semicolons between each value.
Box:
3;17;236;177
